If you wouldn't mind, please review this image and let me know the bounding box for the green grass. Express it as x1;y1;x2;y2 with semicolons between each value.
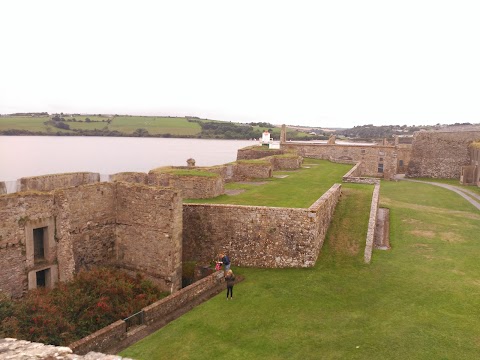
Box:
185;159;352;208
121;177;480;360
108;116;201;135
0;116;53;131
413;177;480;196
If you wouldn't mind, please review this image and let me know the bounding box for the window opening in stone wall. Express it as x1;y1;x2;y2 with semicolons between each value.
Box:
378;163;384;173
36;269;48;287
379;157;384;162
379;151;385;156
399;160;404;167
33;227;46;262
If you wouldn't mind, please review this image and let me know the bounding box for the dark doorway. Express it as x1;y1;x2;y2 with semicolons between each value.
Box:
33;227;46;262
36;269;47;287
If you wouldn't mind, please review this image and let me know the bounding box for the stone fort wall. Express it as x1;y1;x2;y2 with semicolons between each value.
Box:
0;182;182;298
406;130;480;178
182;184;341;268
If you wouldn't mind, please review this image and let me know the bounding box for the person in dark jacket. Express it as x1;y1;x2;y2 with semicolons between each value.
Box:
225;269;235;300
221;253;231;272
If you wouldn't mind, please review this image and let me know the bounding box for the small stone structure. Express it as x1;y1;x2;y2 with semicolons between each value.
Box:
0;181;6;195
186;158;196;167
237;146;284;160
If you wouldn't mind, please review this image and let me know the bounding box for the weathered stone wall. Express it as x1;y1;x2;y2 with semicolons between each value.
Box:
0;182;6;195
269;155;303;170
237;146;284;160
281;143;398;179
232;161;273;181
395;145;412;174
407;130;480;178
19;172;100;192
0;192;55;297
116;182;183;292
182;184;341;268
55;183;117;281
110;172;149;184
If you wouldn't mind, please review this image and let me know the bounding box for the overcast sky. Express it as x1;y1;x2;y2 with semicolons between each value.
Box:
1;0;479;128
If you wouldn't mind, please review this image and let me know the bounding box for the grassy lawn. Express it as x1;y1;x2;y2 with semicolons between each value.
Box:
185;159;352;208
414;177;480;196
121;176;480;359
0;116;52;131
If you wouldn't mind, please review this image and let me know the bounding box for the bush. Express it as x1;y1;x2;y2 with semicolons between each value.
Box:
0;268;168;345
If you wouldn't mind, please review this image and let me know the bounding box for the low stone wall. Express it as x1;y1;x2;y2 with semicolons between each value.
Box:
364;183;380;263
182;184;342;268
143;271;224;324
69;320;127;355
342;162;380;185
237;146;284;160
19;172;100;192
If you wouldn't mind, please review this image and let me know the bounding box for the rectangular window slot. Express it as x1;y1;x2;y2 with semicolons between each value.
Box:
378;163;384;173
33;227;46;262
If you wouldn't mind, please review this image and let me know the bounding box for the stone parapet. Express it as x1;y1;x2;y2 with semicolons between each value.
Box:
69;320;127;356
110;172;148;184
19;172;100;192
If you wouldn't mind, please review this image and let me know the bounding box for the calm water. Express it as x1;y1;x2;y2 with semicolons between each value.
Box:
0;136;255;182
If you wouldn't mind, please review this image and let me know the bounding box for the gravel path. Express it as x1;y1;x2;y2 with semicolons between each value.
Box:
395;175;480;211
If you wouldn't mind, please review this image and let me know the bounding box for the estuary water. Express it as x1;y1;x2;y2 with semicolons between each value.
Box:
0;136;255;182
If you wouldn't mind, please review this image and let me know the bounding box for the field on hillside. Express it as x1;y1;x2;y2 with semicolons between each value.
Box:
108;116;201;135
121;179;480;359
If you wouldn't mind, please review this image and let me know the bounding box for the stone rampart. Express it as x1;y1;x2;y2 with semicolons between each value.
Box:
19;172;100;192
115;182;183;292
282;143;397;180
110;172;149;184
237;146;284;160
148;171;224;199
182;184;341;268
364;183;380;263
69;320;127;355
407;130;480;178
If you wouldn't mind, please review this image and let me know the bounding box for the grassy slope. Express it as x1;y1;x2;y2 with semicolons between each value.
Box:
121;178;480;360
108;116;201;135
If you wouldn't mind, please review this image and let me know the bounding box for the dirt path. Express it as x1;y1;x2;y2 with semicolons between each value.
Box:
395;175;480;211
